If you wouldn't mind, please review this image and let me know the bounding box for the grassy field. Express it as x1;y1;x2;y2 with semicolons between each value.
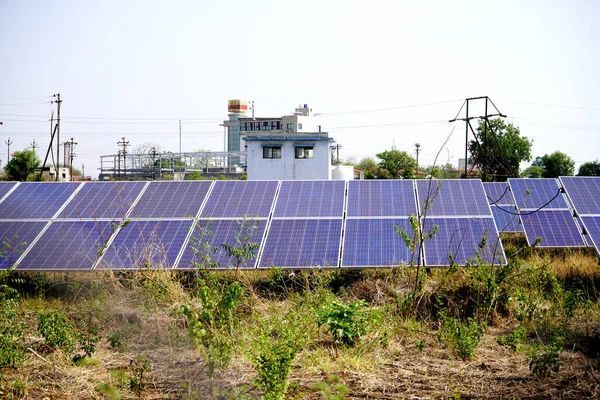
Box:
0;233;599;399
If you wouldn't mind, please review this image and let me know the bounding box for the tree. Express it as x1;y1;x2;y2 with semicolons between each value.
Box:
355;157;378;179
131;142;164;155
577;160;600;176
469;118;532;181
376;150;417;179
4;149;41;181
522;165;544;178
541;151;575;178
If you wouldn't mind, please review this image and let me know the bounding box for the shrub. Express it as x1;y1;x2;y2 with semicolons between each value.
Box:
497;326;527;352
0;287;26;376
317;299;375;346
438;315;486;361
37;310;75;353
527;341;562;378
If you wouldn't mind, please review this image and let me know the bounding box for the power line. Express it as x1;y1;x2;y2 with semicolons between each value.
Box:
498;99;600;112
318;99;463;116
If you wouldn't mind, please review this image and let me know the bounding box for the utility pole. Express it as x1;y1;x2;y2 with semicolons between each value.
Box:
335;143;342;164
179;119;182;179
150;147;158;180
52;94;62;181
415;143;421;174
82;164;85;178
68;138;77;181
449;96;507;180
63;141;69;167
5;137;12;162
30;139;39;155
117;137;129;180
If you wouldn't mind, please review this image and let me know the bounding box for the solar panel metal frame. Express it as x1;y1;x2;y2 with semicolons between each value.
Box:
60;181;148;219
273;180;346;218
422;217;507;267
416;179;492;217
0;181;19;204
508;178;585;247
346;179;417;218
483;182;515;206
200;180;279;219
518;209;586;248
560;176;600;255
0;182;83;220
15;220;116;271
128;180;213;219
258;218;344;269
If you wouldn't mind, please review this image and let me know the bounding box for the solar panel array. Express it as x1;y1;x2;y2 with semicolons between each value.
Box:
483;182;523;233
508;178;585;248
2;177;597;271
560;177;600;256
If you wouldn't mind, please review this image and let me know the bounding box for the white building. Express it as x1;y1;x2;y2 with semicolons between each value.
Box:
244;131;334;180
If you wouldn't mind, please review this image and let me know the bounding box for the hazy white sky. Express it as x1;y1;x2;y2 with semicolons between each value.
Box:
1;0;599;178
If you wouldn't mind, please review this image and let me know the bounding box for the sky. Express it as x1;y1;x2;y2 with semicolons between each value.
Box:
1;0;599;179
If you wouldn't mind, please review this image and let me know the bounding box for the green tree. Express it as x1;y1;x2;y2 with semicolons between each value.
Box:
356;157;378;179
541;151;575;178
376;150;417;179
469;119;532;181
522;165;544;178
577;160;600;176
4;149;41;181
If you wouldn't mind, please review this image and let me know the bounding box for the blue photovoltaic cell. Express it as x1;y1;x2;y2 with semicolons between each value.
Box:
560;177;600;216
0;221;46;269
177;219;267;269
0;182;18;202
416;180;491;216
17;221;114;270
342;219;415;267
202;181;278;218
274;180;345;218
491;206;522;233
520;210;585;247
99;220;191;269
0;182;80;219
508;178;568;209
483;182;515;206
581;216;600;255
259;219;342;268
61;181;146;219
423;218;505;266
346;180;416;217
129;181;212;218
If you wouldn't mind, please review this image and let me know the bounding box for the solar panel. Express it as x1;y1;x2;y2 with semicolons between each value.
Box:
580;216;600;256
16;221;114;270
483;182;515;206
508;178;568;209
416;180;491;216
491;206;523;233
202;181;278;218
177;219;266;269
342;219;415;267
98;220;191;269
0;221;47;269
0;182;80;219
60;181;146;219
423;218;506;266
0;182;18;202
560;177;600;216
259;219;342;268
129;181;212;218
346;180;416;217
273;180;346;218
519;210;586;247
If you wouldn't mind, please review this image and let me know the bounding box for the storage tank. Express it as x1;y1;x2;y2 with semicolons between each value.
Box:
331;165;354;180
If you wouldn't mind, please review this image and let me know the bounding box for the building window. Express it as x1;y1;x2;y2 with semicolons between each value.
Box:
263;146;281;159
298;123;303;130
295;146;313;159
286;123;293;130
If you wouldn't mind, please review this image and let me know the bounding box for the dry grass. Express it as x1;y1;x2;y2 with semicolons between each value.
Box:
2;238;600;399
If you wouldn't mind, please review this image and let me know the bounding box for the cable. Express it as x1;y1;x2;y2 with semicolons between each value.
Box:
0;101;51;106
318;99;463;117
487;188;563;216
488;184;511;205
498;99;600;112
